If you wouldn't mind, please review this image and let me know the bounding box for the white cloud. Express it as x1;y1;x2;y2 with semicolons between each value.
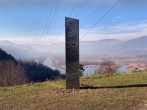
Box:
113;15;123;19
80;22;147;41
1;21;147;44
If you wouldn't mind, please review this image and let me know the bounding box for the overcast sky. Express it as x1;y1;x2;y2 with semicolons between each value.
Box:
0;0;147;44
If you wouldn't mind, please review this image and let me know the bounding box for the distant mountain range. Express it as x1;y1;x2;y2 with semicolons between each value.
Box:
53;35;147;57
113;36;147;57
0;35;147;59
118;36;147;49
0;40;38;59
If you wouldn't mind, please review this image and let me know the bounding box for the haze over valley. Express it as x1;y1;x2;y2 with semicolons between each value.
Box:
1;35;147;75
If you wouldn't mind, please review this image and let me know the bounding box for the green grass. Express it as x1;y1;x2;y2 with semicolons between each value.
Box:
0;72;147;110
81;72;147;86
0;80;65;96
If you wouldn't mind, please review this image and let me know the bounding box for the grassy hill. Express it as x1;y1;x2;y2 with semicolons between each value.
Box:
0;73;147;110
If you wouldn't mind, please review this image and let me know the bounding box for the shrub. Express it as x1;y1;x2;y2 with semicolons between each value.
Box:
94;60;117;75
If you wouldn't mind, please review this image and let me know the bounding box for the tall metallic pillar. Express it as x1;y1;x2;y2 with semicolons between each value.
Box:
65;17;79;89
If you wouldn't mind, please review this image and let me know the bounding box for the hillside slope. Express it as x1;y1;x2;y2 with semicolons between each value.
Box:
0;73;147;110
0;48;16;62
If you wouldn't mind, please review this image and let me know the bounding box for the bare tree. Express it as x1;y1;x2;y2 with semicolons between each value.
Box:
0;61;27;87
95;60;117;75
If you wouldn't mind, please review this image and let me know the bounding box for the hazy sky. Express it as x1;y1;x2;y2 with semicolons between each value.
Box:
0;0;147;44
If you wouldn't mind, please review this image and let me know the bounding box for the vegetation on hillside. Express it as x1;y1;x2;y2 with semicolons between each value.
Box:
20;61;65;82
0;48;64;87
0;48;16;62
0;61;27;87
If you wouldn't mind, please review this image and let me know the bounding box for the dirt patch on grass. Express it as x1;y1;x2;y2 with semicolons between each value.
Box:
134;100;147;110
52;88;90;94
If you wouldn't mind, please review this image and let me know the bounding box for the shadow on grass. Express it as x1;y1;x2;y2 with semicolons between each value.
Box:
80;84;147;89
